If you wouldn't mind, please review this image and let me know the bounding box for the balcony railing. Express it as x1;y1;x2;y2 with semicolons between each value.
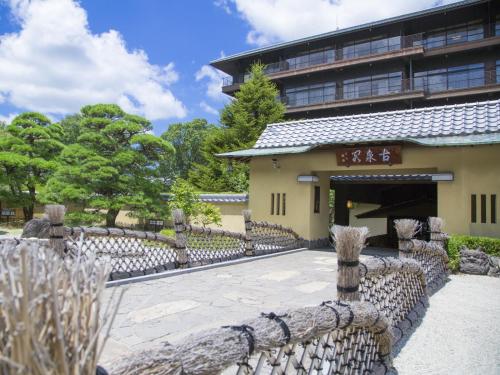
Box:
221;23;500;89
415;69;499;94
281;69;500;108
282;78;413;108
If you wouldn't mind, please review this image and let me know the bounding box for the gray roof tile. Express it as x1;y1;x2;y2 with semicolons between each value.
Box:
254;100;500;148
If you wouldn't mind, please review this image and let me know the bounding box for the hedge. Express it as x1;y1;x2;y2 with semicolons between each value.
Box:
447;235;500;271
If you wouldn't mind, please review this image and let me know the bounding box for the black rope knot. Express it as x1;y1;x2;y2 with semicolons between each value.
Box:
222;324;255;356
50;222;64;227
261;312;291;344
321;300;340;328
337;260;359;267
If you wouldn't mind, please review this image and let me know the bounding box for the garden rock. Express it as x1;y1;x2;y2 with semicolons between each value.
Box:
460;246;499;277
22;217;50;238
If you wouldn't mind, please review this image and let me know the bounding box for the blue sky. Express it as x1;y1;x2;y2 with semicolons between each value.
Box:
0;0;456;135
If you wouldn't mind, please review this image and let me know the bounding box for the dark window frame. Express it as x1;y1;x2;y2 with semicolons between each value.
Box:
282;193;286;216
276;193;281;216
314;186;321;214
491;194;497;224
471;194;477;223
481;194;487;223
271;193;275;215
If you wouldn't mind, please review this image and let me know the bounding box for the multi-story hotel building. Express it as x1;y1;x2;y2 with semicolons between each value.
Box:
212;0;500;118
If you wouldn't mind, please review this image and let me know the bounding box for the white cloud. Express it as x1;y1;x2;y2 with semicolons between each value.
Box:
195;65;229;102
0;0;187;120
200;101;219;116
0;113;18;124
214;0;232;14
221;0;460;46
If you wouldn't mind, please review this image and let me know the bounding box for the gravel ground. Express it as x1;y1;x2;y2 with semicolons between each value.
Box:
394;274;500;375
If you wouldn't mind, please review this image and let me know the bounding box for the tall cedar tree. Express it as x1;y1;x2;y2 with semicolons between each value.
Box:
159;119;215;183
189;63;285;192
0;113;64;221
40;104;174;227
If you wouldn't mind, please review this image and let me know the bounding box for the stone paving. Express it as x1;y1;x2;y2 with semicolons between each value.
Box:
101;250;343;364
101;249;500;375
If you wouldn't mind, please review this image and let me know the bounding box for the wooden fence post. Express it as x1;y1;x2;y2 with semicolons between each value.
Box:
333;225;367;301
45;204;66;257
242;209;255;256
173;209;189;268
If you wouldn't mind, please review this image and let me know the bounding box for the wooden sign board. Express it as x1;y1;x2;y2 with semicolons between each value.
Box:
336;145;402;166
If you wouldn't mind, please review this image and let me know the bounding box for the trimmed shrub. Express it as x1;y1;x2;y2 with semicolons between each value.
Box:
160;228;175;238
447;235;500;271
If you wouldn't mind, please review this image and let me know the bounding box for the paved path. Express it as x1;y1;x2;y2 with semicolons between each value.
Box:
101;250;342;364
101;250;500;375
394;274;500;375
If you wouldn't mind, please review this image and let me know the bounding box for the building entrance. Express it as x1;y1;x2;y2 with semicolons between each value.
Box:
331;174;438;247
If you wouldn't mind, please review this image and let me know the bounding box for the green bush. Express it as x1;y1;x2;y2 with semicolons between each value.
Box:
447;235;500;271
160;228;175;238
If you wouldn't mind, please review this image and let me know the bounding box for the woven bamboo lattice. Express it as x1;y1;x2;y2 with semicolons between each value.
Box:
184;225;247;266
64;227;178;280
394;219;449;293
250;221;303;255
359;257;428;344
110;301;393;375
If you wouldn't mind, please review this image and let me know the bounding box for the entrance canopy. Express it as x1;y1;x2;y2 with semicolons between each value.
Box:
330;173;453;183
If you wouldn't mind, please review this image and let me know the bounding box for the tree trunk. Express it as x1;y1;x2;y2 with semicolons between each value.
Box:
106;208;120;227
23;204;34;222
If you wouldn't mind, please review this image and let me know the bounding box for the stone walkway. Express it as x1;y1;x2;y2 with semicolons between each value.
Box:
101;250;342;364
101;250;500;375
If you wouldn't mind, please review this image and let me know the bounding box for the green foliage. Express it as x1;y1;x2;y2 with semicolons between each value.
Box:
189;63;285;192
58;114;82;144
65;210;104;226
159;119;215;182
0;112;64;220
160;228;175;238
447;234;500;271
168;179;221;226
40;104;174;227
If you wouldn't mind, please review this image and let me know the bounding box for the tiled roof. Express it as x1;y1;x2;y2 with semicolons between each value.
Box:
254;100;500;149
162;193;248;203
198;194;248;203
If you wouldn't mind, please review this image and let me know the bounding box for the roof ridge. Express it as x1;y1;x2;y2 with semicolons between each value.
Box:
266;98;500;128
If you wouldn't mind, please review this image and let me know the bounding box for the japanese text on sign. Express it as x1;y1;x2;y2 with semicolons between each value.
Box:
336;145;402;166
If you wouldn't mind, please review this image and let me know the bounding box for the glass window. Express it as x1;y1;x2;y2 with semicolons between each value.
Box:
497;16;500;36
496;60;500;83
371;38;388;54
415;64;484;93
285;82;336;107
424;30;445;48
388;36;401;51
354;40;371;57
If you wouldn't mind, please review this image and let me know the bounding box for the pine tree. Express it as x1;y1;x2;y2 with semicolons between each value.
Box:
189;63;285;192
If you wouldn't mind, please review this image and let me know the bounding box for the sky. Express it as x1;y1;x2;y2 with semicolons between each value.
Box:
0;0;458;135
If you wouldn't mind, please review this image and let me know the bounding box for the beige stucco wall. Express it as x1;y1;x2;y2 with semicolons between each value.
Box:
349;203;387;236
204;201;248;233
249;144;500;241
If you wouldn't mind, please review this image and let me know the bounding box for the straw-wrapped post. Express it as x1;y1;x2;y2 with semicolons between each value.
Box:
332;225;368;301
242;209;255;256
394;219;420;259
428;217;447;246
173;208;189;268
0;239;121;374
45;204;66;257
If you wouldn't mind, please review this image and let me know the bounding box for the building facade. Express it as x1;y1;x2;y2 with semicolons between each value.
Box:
212;0;500;119
221;100;500;246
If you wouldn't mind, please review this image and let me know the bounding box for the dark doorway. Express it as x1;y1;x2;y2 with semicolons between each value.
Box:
331;180;437;248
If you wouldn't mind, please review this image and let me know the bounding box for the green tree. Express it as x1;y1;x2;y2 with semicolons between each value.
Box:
159;119;215;183
189;63;285;192
168;179;221;226
58;113;83;144
0;113;64;221
40;104;174;227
